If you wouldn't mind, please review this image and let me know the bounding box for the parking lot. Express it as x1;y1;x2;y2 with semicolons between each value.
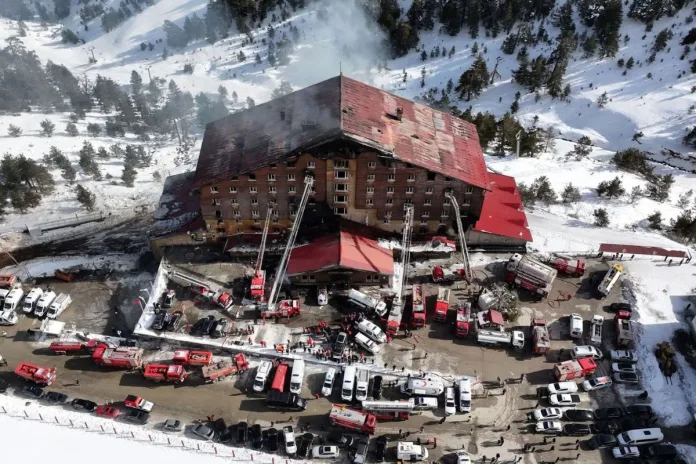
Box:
0;256;689;463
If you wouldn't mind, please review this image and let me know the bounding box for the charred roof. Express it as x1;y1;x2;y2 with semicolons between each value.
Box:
194;75;489;189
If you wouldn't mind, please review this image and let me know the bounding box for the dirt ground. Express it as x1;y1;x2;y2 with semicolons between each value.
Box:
0;257;691;463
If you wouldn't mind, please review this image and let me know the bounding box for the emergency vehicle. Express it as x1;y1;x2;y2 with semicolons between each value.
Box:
361;399;414;421
328;405;377;434
202;354;248;383
143;364;187;383
433;287;450;323
554;358;597;381
505;254;557;298
261;299;301;320
410;284;425;328
92;345;143;369
454;302;472;338
598;264;623;298
14;362;57;386
172;350;213;366
124;395;153;412
532;319;551;355
553;257;586;277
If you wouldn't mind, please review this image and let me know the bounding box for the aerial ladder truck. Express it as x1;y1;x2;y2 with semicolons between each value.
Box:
431;192;472;284
387;205;413;336
249;206;272;301
259;177;314;320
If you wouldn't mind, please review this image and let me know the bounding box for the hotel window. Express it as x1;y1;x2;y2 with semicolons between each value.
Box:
405;187;414;195
388;174;395;182
368;161;376;168
403;199;413;207
252;210;260;217
444;198;451;205
268;174;276;181
441;211;449;218
210;186;218;194
385;211;392;218
237;228;243;234
250;186;258;193
422;211;430;218
334;195;347;204
271;209;279;217
367;174;375;182
407;174;416;182
286;161;295;168
269;163;277;169
248;173;256;181
229;186;237;193
307;161;315;169
235;218;242;224
288;174;296;181
212;198;220;206
334;207;347;215
269;186;277;194
366;198;373;206
334;184;348;192
424;199;432;206
464;186;474;194
231;198;239;206
425;187;433;195
289;186;296;194
254;219;261;225
334;160;348;169
426;172;436;181
461;197;470;206
269;199;278;206
231;176;239;181
335;170;348;179
387;187;394;195
386;198;393;205
383;218;391;224
215;210;221;218
233;210;241;217
366;275;373;282
251;198;258;205
366;187;374;194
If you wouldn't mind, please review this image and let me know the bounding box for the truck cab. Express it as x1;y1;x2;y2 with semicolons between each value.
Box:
124;395;153;412
34;291;56;317
3;288;24;312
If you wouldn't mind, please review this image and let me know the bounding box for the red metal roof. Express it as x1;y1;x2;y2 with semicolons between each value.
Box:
598;244;688;258
473;173;533;242
194;76;489;189
286;230;394;276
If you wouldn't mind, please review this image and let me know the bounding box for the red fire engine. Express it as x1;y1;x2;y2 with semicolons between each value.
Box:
0;274;18;288
143;364;187;383
455;302;472;338
14;362;57;386
410;284;425;328
250;271;265;301
615;311;634;348
92;345;143;369
553;257;586;277
532;319;551;355
202;354;248;383
433;287;450;323
49;338;104;355
431;265;466;283
554;358;597;381
329;405;377;434
173;350;213;366
261;299;301;320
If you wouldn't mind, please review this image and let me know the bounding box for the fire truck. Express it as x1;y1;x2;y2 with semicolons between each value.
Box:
173;350;213;366
387;206;413;337
553;257;586;277
454;302;472;338
410;284;425;328
554;358;597;381
143;364;187;383
433;287;450;323
431;265;466;284
329;405;377;434
202;354;248;383
0;274;18;289
361;399;415;421
505;254;557;298
531;319;551;355
615;312;634;348
249;207;272;301
49;338;104;355
14;362;57;386
261;299;301;320
92;345;143;369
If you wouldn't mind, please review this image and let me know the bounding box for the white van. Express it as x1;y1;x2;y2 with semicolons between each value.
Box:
341;365;357;402
0;309;18;325
354;332;381;354
0;289;10;306
458;377;472;413
321;368;336;397
444;387;456;416
22;287;44;314
571;345;603;360
355;368;369;401
289;359;305;394
396;442;429;461
356;318;387;343
35;291;56;317
253;361;273;392
400;378;444;397
616;428;664;446
47;293;71;319
413;397;439;411
570;313;583;338
3;288;24;313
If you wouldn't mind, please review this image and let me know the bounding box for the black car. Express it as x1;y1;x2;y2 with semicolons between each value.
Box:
297;433;314;459
328;430;355;448
374;435;388;462
645;444;678;459
124;410;149;424
372;376;383;400
71;398;97;412
332;332;348;360
44;391;69;404
591;421;620;435
619;417;652;431
150;310;167;330
0;378;9;393
192;315;216;335
251;424;263;450
236;422;248;444
215;418;232;443
587;434;617;450
263;427;279;452
609;302;632;312
563;409;594;422
166;311;185;332
624;404;654;418
21;384;44;399
594;407;624;421
563;423;591;436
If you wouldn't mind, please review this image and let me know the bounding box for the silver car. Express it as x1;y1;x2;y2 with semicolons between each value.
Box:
610;350;638;363
312;445;340;459
163;419;183;432
191;424;215;441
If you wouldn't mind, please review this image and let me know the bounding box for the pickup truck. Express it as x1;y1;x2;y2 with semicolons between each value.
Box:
124;394;154;412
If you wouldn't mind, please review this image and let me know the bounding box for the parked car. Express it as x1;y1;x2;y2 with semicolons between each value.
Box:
591;421;620;435
594;407;624;421
612;363;637;374
71;398;97;412
237;421;248;444
619;417;652;431
20;384;44;399
215;418;232;443
609;302;632;313
352;438;369;464
264;428;279;452
563;409;594;422
372;375;383;400
547;382;578;395
624;405;654;418
191;424;215;441
283;425;297;455
644;444;678;459
211;318;230;338
95;405;121;419
535;421;562;434
374;435;388;462
582;376;613;391
563;423;591;436
43;391;68;404
455;451;472;464
163;419;184;432
165;311;184;332
333;332;348;360
150;310;167;330
312;445;340;459
328;430;355;448
612;446;640;459
298;433;314;459
531;408;563;421
124;409;149;424
191;315;216;335
549;394;582;406
610;349;638;363
251;424;263;450
588;434;618;450
614;372;640;384
444;387;457;416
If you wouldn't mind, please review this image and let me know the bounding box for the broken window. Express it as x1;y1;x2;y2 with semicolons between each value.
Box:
210;186;219;194
212;198;220;206
368;161;376;168
248;173;256;181
334;160;348;169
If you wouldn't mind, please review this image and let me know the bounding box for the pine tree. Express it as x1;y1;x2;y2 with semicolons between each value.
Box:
163;20;189;48
646;174;675;202
561;183;582;203
646;211;662;230
510;100;519;114
130;70;143;95
652;28;674;53
552;1;576;38
79;141;102;180
531;176;557;203
87;123;102;136
596;177;625;198
40;119;55;137
594;0;622;57
75;184;96;211
420;50;427;61
66;122;78;136
455;54;489;101
97;147;110;160
122;165;137;187
593;208;609;227
596;92;609;108
7;124;22;137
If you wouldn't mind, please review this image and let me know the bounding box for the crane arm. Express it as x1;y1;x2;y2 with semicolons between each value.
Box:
396;205;413;305
255;206;272;273
445;191;472;282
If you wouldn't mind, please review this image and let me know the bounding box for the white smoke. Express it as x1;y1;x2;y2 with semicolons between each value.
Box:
280;0;386;88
